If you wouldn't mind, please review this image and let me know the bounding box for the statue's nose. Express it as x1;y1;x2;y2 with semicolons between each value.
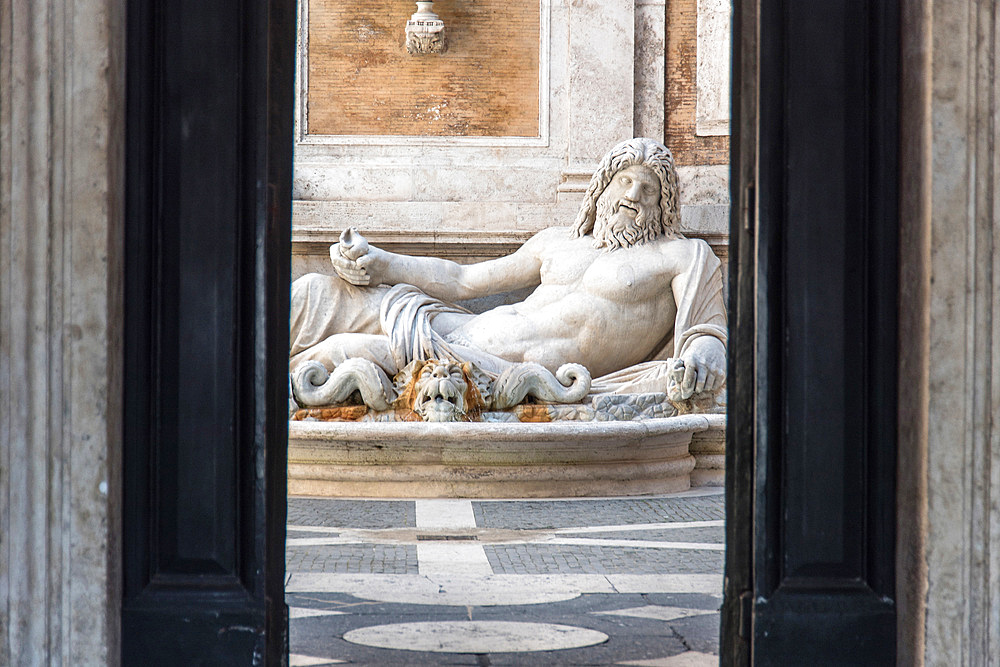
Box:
625;183;642;200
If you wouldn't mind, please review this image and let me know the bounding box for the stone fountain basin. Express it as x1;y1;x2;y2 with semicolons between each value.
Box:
288;413;725;498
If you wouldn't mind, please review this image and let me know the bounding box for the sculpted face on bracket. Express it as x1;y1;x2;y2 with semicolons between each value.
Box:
411;360;470;422
593;164;664;250
406;30;447;55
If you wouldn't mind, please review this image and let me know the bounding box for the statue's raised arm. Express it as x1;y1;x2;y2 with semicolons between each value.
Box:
326;227;545;302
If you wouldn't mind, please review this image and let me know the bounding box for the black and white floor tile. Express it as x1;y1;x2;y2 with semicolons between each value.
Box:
286;490;724;666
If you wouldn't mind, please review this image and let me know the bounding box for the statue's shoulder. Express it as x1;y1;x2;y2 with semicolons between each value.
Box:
654;236;714;271
531;225;573;240
654;234;700;255
524;226;575;250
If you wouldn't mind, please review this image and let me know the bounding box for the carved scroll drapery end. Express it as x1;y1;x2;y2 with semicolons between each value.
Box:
405;1;447;55
291;359;395;412
491;363;592;411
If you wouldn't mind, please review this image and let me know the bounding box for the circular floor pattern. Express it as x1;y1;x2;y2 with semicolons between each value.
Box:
343;621;609;653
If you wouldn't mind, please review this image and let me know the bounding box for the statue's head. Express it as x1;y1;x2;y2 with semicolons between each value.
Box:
394;359;487;422
571;138;682;249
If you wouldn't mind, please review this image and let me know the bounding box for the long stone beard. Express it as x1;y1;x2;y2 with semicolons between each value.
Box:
593;198;662;250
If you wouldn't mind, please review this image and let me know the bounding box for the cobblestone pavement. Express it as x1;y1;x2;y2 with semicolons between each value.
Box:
288;498;416;529
286;490;725;666
285;543;419;574
483;544;723;575
557;526;725;543
471;496;725;529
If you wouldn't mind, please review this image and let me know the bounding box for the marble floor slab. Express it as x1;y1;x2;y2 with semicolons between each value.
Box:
286;490;724;665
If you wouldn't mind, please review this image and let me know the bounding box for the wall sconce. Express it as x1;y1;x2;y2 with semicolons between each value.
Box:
406;1;447;55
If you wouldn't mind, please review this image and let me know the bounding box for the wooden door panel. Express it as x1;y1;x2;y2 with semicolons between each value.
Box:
122;0;295;662
725;0;899;663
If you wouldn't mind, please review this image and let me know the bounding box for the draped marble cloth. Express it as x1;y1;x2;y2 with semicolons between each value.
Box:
379;284;513;377
289;239;727;394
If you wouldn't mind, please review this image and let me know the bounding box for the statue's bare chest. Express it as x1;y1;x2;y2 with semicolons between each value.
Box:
539;241;672;301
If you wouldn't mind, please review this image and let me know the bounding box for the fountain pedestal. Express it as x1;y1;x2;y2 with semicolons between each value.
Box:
288;414;724;498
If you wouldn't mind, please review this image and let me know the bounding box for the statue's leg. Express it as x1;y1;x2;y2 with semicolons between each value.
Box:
289;333;395;376
289;273;389;357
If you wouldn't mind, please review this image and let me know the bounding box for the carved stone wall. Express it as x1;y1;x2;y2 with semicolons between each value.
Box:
898;0;1000;662
306;0;540;137
0;0;124;663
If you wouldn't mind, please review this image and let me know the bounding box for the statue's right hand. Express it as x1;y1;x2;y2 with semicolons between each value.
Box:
339;226;370;260
330;227;391;286
329;242;371;286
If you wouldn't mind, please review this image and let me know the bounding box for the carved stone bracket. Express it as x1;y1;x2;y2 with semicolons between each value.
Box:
405;1;447;55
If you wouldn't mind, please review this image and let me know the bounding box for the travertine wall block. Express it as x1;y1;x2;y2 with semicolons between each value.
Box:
897;0;1000;662
0;0;124;662
695;0;731;136
307;0;539;136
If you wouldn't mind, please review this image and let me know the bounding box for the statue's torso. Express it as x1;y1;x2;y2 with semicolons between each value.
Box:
452;228;692;376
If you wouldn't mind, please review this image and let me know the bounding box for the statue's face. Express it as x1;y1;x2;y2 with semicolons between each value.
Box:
599;164;661;217
593;164;663;249
412;361;469;422
406;30;446;55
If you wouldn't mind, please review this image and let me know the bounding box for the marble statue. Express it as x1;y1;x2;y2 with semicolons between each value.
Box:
289;138;727;422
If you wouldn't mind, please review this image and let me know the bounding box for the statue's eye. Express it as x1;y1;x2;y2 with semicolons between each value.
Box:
620;176;631;185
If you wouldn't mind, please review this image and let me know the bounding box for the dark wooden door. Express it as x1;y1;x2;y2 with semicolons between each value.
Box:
723;0;900;663
121;0;295;663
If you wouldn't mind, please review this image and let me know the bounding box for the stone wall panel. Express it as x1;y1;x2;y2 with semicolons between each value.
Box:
307;0;540;137
665;0;728;165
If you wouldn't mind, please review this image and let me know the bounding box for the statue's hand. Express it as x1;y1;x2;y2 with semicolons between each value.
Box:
675;335;726;399
329;227;390;287
330;242;371;285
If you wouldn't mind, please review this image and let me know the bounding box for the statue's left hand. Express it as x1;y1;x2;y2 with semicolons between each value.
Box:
675;336;726;399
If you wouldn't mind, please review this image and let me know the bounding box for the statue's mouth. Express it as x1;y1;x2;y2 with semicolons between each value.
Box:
617;203;638;217
414;378;465;421
420;398;458;422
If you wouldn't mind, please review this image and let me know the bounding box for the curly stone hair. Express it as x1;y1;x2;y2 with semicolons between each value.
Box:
570;137;682;241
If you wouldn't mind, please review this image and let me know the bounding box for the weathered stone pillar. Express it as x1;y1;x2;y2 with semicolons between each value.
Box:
0;0;124;662
566;0;634;164
898;0;1000;663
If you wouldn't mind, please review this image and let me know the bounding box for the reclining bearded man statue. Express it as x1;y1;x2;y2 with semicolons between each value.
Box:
289;137;727;414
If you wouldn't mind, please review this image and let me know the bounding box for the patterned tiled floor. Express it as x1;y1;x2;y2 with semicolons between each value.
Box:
483;544;723;575
286;490;725;666
285;544;419;574
471;496;725;529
